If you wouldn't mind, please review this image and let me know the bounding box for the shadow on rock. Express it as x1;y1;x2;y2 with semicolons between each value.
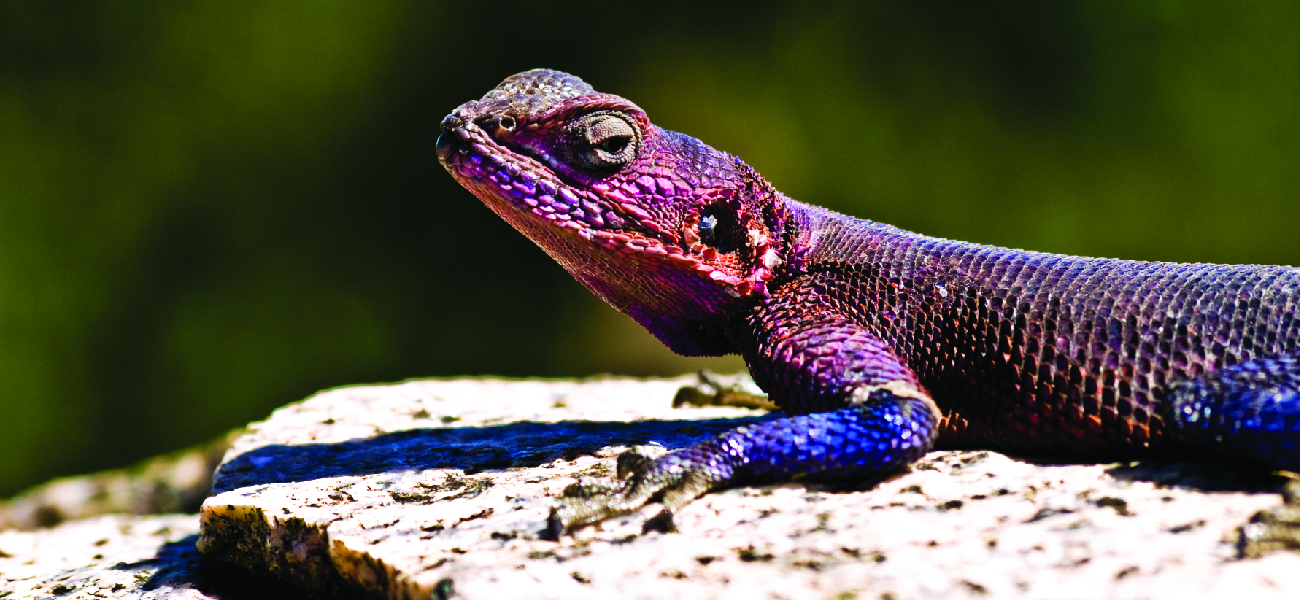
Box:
1107;459;1300;558
211;415;778;493
1107;459;1291;493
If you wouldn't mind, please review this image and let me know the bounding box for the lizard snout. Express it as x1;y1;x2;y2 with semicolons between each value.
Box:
435;129;457;163
435;114;466;164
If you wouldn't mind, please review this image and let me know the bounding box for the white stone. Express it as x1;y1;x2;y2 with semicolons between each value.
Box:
194;377;1297;599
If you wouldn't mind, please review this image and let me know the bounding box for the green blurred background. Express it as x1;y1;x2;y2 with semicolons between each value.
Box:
2;1;1298;498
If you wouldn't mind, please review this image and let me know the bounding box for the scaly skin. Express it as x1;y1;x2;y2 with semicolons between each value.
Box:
437;69;1300;535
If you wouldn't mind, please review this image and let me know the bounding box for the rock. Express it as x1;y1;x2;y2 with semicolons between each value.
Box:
0;515;207;599
0;433;237;531
195;376;1300;600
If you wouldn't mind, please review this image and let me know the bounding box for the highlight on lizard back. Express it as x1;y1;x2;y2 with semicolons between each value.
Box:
439;69;1300;536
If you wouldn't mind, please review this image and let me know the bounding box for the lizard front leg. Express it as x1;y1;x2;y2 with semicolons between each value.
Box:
549;291;940;535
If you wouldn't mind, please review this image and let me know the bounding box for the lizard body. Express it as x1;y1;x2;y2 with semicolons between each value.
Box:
437;70;1300;534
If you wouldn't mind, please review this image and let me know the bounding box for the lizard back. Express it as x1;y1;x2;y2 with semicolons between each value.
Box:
781;200;1300;457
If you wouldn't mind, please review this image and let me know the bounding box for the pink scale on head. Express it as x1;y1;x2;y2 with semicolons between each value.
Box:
620;203;652;220
636;175;657;193
656;178;676;196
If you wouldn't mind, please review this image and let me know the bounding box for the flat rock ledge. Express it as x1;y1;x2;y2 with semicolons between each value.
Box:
189;376;1300;600
8;377;1300;599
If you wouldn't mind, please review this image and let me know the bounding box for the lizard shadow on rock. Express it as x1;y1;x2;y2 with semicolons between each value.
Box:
212;415;1293;497
211;415;780;492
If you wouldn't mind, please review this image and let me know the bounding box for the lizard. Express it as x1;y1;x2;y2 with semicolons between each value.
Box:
436;69;1300;537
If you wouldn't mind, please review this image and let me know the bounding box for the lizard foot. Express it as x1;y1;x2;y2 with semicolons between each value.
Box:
548;444;717;537
548;390;940;537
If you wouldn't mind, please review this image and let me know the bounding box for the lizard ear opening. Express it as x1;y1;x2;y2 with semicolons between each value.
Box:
566;111;641;173
696;203;742;254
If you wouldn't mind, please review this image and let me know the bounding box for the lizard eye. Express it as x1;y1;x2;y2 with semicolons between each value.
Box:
476;114;519;141
494;115;516;137
567;112;640;172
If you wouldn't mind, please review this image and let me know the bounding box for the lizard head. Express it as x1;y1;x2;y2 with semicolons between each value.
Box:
437;69;789;356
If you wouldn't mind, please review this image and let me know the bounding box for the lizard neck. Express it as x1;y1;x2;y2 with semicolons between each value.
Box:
780;197;922;276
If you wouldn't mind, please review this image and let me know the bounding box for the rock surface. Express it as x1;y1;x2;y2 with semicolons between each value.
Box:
1;515;208;599
192;376;1300;600
0;433;235;532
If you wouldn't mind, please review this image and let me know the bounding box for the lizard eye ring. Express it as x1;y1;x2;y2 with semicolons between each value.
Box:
478;114;517;141
496;115;516;135
567;111;641;173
